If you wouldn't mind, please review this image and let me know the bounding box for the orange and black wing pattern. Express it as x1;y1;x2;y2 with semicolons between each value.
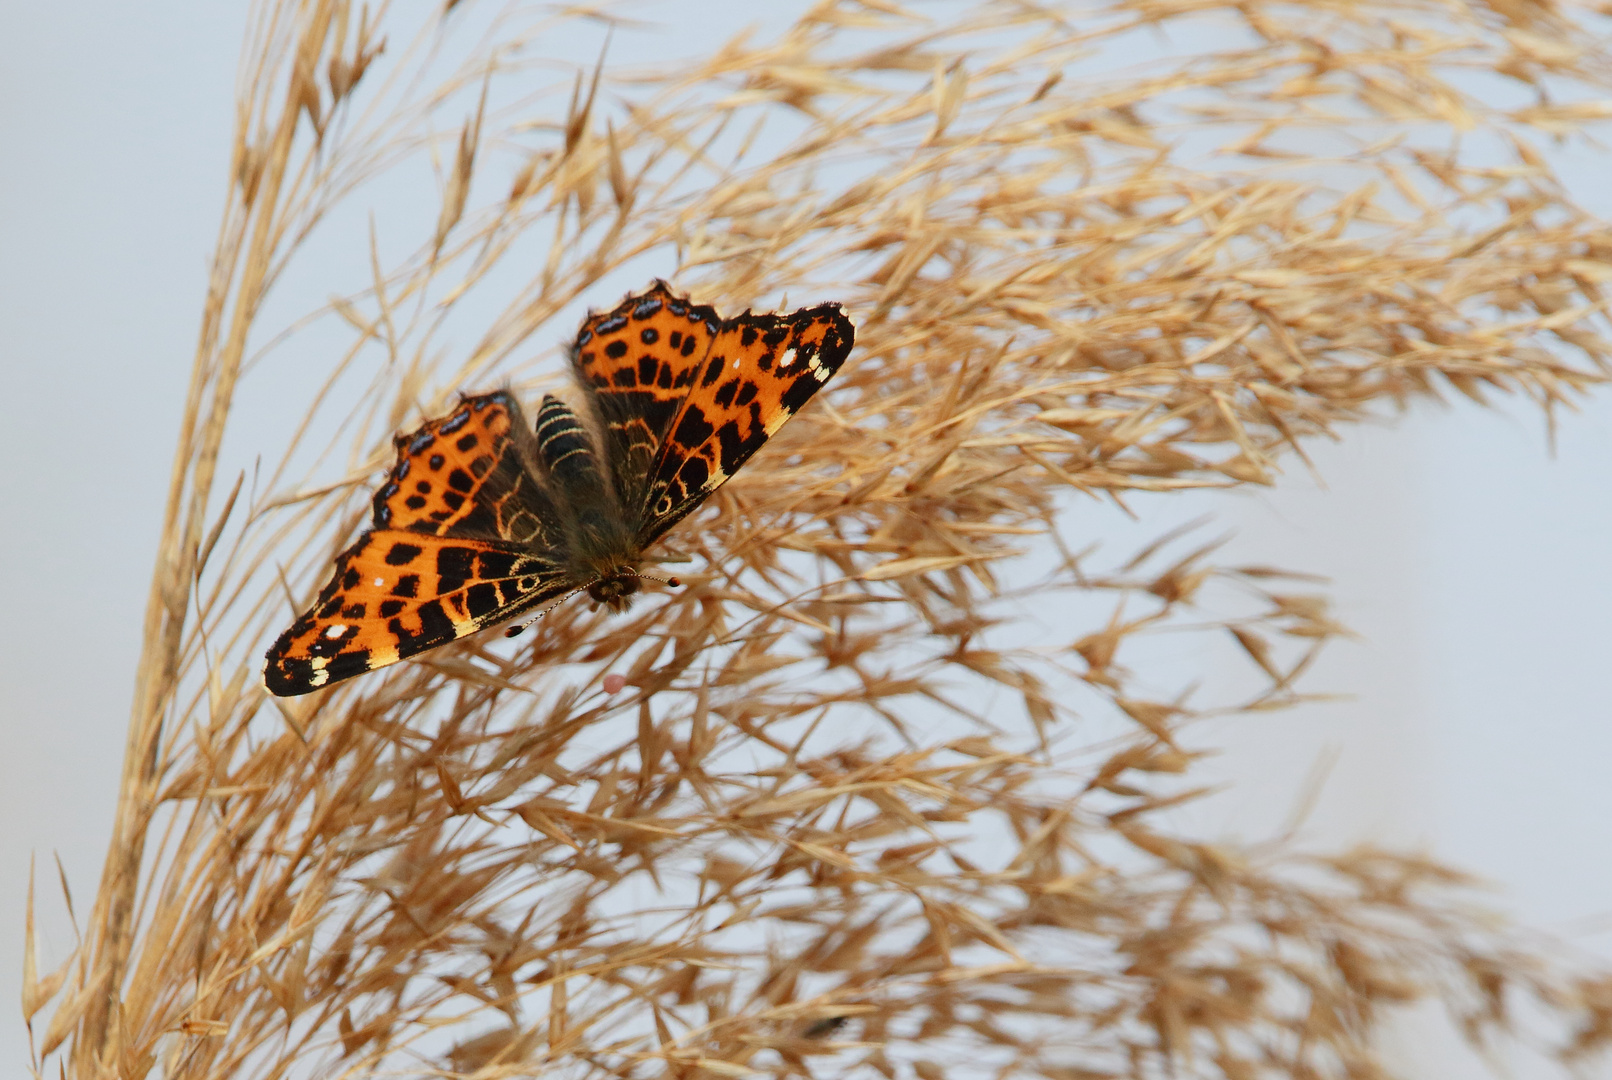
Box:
264;392;573;695
570;280;722;512
263;532;570;694
633;302;854;546
264;286;856;697
373;392;563;547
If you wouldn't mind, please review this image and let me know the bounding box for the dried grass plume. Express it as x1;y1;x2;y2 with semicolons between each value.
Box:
27;2;1612;1078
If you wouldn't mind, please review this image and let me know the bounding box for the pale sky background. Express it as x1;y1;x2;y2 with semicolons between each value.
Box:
3;3;1611;1076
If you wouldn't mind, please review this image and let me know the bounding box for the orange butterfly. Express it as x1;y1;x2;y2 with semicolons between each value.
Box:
264;281;854;696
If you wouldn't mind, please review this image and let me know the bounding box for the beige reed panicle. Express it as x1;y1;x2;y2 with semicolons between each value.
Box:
27;2;1612;1078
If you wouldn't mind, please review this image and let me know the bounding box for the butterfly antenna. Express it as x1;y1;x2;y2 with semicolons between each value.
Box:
632;571;682;589
504;584;590;638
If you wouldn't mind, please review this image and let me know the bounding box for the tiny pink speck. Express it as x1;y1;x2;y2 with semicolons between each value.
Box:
602;673;627;695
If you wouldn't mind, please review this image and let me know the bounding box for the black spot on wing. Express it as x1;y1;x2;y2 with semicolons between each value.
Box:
465;582;502;619
477;548;518;579
672;404;715;448
386;543;423;566
437;546;476;592
392;600;455;657
715;418;754;470
783;372;826;410
324;650;373;684
678;456;711;493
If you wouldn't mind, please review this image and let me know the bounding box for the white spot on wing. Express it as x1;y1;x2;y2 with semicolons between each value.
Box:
325;625;347;639
373;577;385;587
779;347;799;368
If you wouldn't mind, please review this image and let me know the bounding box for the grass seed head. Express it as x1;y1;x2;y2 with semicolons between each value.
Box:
37;2;1612;1079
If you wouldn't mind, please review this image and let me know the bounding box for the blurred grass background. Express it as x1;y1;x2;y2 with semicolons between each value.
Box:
6;2;1612;1076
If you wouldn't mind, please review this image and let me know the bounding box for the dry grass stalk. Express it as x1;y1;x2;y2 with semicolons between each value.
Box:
30;1;1612;1078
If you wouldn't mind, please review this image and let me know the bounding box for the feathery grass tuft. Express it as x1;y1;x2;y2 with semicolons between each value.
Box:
29;2;1612;1078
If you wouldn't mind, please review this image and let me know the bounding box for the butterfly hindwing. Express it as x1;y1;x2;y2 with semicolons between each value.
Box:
634;302;855;546
379;391;565;551
264;531;572;695
571;280;723;514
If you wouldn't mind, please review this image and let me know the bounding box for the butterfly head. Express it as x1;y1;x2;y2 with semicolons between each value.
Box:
586;570;641;611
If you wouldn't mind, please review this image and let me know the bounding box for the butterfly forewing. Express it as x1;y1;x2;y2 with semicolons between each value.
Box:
634;303;855;546
263;532;571;695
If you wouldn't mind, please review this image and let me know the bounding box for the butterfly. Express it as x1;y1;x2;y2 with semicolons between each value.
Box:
263;281;855;696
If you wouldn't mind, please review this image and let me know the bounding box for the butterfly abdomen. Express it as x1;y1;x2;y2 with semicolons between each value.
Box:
534;393;634;564
534;394;596;476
